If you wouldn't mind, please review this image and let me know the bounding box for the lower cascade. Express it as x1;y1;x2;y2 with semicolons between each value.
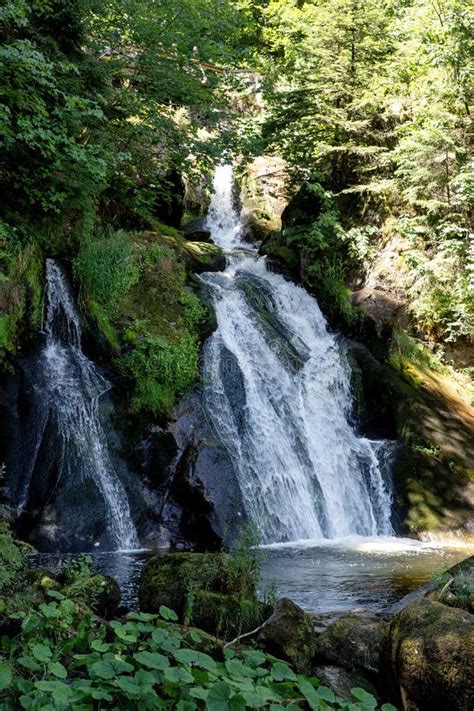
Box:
201;166;395;543
10;259;138;551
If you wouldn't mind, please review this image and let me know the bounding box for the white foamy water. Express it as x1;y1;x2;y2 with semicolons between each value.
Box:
201;166;395;544
34;260;139;550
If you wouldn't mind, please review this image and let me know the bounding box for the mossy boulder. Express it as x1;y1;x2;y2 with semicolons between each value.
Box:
257;598;316;674
181;241;226;273
183;217;211;243
24;567;59;592
315;614;387;675
427;555;474;613
139;553;263;639
240;157;289;244
382;598;474;710
61;574;121;618
346;338;474;536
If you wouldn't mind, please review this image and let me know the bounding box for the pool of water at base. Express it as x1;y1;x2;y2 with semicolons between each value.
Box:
28;536;473;614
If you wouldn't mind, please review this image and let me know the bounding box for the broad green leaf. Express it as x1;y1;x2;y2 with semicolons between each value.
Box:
116;676;142;696
174;648;217;671
164;666;194;684
49;661;67;679
0;663;12;691
159;605;179;621
134;650;169;670
89;660;117;679
351;687;377;708
318;686;336;703
270;662;297;681
298;678;321;710
206;681;232;711
31;643;52;662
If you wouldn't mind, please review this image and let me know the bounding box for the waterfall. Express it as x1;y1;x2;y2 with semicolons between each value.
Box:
201;166;394;544
23;260;139;550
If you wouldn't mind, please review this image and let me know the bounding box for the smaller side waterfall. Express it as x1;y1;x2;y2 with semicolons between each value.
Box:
18;260;138;551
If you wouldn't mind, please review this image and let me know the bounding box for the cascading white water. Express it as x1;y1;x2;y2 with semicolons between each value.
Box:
205;165;244;250
35;260;139;550
201;166;394;543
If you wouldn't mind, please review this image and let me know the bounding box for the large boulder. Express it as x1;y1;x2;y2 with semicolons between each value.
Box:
168;392;246;547
257;598;316;674
426;555;473;614
240;157;289;244
61;574;121;618
183;217;211;243
181;241;226;273
139;553;264;639
382;598;474;710
315;614;387;675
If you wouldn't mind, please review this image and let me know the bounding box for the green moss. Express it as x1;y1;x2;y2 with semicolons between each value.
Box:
0;242;43;367
150;220;183;239
87;300;120;350
0;526;26;596
0;315;12;350
139;553;263;639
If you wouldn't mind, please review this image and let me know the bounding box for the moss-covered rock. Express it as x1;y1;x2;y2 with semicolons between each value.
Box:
240;157;288;244
180;240;226;273
347;336;474;536
382;598;474;710
315;614;387;675
61;574;121;618
257;598;316;674
139;553;263;639
427;556;474;613
24;567;59;592
0;242;43;371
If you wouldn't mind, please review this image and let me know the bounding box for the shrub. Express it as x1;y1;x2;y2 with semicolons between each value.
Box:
117;335;200;416
0;604;396;710
74;230;139;312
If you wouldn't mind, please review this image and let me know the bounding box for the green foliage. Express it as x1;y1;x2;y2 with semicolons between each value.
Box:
117;335;200;416
74;229;139;312
0;603;392;710
0;528;25;597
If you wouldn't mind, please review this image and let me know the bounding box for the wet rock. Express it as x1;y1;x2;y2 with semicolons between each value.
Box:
152;170;185;227
169;392;246;547
315;613;387;675
313;665;378;701
181;241;226;273
257;598;317;674
139;552;263;638
183;217;211;243
382;598;474;711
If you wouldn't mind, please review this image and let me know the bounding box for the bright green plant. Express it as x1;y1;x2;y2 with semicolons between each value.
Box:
117;334;200;416
0;603;397;710
74;229;139;312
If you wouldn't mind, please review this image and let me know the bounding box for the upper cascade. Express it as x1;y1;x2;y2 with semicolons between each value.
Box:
201;166;394;544
205;164;246;250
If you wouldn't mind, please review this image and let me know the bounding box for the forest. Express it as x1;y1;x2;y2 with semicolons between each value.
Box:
0;0;473;709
